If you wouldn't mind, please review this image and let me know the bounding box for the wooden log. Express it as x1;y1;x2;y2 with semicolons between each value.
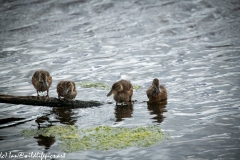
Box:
0;94;103;108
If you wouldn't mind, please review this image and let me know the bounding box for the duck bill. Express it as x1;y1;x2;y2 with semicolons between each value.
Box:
64;88;68;95
107;90;113;97
155;86;160;93
43;80;48;87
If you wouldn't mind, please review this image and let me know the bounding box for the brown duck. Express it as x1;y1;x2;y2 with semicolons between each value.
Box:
146;78;167;102
107;79;133;104
32;70;52;97
57;81;77;100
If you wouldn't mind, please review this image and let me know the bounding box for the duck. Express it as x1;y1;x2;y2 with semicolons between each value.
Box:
32;70;52;97
57;81;77;100
146;78;167;102
107;79;133;104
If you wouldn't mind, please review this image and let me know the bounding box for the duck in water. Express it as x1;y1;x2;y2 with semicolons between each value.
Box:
146;78;167;103
107;79;133;105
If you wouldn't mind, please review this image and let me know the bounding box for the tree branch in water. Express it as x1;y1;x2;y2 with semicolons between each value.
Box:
0;94;103;108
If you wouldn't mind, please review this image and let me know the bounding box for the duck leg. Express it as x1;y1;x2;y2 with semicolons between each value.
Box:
46;89;49;98
129;95;132;102
58;95;63;101
43;90;49;101
63;98;71;102
36;90;40;97
46;90;49;100
35;91;41;99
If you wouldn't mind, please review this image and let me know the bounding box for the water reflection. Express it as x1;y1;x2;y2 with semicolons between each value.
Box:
0;117;25;129
35;116;51;129
34;107;77;150
35;115;54;150
51;107;77;125
35;116;54;150
147;100;167;123
35;108;77;127
34;135;55;150
115;104;133;122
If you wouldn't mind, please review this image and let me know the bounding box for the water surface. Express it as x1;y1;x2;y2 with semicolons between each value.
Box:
0;0;240;159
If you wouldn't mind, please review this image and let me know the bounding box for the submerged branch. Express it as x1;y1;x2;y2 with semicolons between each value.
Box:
0;94;103;108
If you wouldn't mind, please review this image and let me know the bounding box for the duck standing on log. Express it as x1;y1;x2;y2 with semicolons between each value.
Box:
32;70;52;97
146;78;167;103
57;81;77;101
107;79;133;105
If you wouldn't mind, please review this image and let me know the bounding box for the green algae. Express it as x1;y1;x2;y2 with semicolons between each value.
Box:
77;82;111;90
21;125;168;152
77;81;141;90
133;84;141;90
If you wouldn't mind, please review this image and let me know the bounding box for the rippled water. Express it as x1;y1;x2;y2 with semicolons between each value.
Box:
0;0;240;159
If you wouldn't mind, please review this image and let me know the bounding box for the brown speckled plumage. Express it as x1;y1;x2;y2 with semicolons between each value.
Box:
57;81;77;100
32;70;52;97
146;78;167;102
107;79;133;104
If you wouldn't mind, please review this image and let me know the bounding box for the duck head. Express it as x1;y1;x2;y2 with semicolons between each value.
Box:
107;82;123;96
152;78;160;93
64;82;74;95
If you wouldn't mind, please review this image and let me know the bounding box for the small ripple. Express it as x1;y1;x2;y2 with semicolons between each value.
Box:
195;111;238;121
